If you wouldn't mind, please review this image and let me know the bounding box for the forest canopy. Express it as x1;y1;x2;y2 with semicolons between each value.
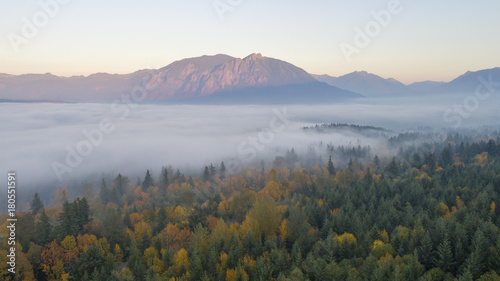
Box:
1;130;500;281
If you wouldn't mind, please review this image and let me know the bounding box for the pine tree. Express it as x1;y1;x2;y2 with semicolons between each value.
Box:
434;236;454;272
128;239;145;281
36;209;52;245
418;232;434;269
440;144;453;167
188;176;195;187
327;155;335;175
373;155;380;166
189;249;204;281
76;197;90;229
220;161;226;179
385;157;400;179
465;230;488;279
58;200;79;238
142;170;154;189
100;178;110;204
487;238;500;273
209;163;216;178
160;167;169;191
203;166;210;182
30;192;44;216
112;173;128;196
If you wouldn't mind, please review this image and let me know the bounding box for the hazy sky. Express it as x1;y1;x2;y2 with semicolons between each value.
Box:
1;0;499;84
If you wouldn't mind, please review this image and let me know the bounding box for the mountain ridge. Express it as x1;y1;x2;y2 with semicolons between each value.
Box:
0;53;358;104
1;55;499;102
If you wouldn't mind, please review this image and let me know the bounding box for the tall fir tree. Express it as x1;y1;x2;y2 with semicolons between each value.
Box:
30;192;44;216
36;209;52;245
327;155;335;175
220;161;226;179
160;166;169;191
142;169;154;189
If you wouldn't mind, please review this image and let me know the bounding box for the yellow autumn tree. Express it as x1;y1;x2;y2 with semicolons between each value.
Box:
173;248;189;277
241;196;281;238
60;235;78;263
372;240;395;259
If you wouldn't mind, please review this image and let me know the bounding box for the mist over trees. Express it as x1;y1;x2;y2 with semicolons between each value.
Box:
1;127;500;280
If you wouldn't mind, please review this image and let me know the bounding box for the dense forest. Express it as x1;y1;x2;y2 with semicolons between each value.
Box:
1;132;500;281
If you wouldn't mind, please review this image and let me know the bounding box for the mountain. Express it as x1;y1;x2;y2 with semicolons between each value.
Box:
407;81;445;93
439;67;500;94
145;53;319;99
0;54;361;103
313;71;407;96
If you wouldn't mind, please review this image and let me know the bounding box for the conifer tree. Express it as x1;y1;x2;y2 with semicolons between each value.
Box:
220;161;226;179
142;170;154;189
327;155;335;175
30;192;44;215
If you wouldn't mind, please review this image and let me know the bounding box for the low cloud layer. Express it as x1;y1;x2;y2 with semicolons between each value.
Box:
1;98;500;190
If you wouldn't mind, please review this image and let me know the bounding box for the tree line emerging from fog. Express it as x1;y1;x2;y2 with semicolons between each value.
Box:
1;133;500;281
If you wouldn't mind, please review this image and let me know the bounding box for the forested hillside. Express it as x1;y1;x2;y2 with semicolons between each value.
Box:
1;135;500;281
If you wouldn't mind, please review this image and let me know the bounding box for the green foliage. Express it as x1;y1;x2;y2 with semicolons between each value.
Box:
30;192;44;216
4;134;500;280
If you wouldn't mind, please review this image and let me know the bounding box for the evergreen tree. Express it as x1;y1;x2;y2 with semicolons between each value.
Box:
327;155;335;175
112;173;128;196
465;230;488;279
434;235;454;272
160;167;169;191
209;163;216;178
76;197;90;229
58;200;79;238
419;232;434;269
373;155;380;166
128;239;145;281
36;209;52;245
385;157;400;179
100;178;110;204
487;238;500;273
142;170;154;189
70;244;107;280
189;250;204;281
203;166;210;182
188;176;195;187
440;144;453;167
30;192;44;216
220;161;226;179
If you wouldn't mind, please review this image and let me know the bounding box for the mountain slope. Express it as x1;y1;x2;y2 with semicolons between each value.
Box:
407;81;445;93
0;54;357;103
439;67;500;93
145;53;317;99
313;71;407;96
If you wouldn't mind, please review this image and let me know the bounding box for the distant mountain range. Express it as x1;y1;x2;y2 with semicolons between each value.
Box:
0;54;360;104
0;53;498;103
313;67;500;96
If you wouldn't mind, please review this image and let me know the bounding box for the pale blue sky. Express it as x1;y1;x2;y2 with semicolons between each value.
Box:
1;0;499;84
